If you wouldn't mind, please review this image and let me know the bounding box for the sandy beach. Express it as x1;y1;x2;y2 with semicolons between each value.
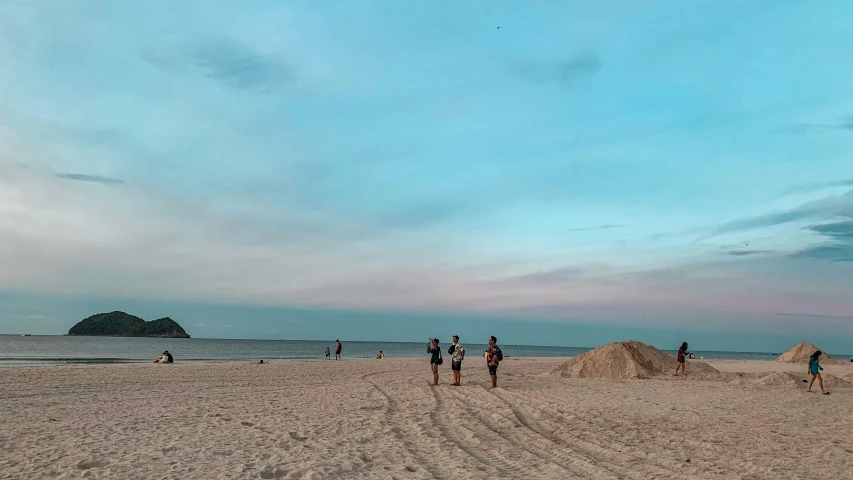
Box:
2;357;852;479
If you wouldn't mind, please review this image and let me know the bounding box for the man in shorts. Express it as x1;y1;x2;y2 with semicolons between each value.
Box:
335;340;342;360
427;338;442;385
448;335;465;386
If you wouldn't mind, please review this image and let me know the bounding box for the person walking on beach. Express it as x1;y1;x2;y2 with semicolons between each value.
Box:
325;347;331;360
335;340;342;360
674;342;688;376
807;351;829;394
427;338;442;385
485;336;502;389
448;335;465;386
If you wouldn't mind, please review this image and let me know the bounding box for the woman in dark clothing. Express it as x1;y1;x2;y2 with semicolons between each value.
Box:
674;342;688;376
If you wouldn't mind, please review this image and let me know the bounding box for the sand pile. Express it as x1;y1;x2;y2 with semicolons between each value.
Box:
551;340;718;379
776;343;846;365
754;372;852;388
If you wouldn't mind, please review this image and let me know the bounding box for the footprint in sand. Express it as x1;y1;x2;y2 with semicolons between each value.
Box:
76;460;109;470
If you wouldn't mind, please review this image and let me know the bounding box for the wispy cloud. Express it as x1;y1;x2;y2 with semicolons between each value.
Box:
566;224;624;233
726;250;775;256
790;221;853;262
776;313;853;319
781;179;853;196
515;53;601;85
791;118;853;134
145;39;296;92
56;173;124;185
704;190;853;239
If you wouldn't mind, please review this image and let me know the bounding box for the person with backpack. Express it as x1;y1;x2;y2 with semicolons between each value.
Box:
485;336;502;389
427;338;443;385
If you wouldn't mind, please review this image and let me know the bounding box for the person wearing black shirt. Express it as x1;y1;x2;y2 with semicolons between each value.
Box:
427;338;442;385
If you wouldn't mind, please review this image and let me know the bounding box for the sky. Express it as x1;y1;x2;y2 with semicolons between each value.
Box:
1;1;852;352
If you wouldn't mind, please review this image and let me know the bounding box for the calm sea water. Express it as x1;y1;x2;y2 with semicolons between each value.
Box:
0;335;794;367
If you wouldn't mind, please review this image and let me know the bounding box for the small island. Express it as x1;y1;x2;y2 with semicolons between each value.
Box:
68;311;191;338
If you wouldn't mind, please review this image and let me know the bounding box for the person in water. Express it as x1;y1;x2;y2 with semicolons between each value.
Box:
807;351;829;395
674;342;688;376
325;347;331;360
376;351;384;359
335;340;342;360
485;336;502;389
448;335;465;386
427;338;442;385
154;350;173;364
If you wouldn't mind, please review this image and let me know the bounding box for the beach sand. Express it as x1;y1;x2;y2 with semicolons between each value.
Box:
2;358;852;479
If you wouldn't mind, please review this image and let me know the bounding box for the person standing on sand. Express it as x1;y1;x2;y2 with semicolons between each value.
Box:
325;347;331;360
674;342;688;376
427;338;442;385
485;336;502;389
807;351;829;395
335;340;342;360
448;335;465;386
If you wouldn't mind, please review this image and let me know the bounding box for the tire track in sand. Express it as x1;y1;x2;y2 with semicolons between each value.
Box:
430;386;548;478
362;372;447;479
485;388;684;480
445;387;612;479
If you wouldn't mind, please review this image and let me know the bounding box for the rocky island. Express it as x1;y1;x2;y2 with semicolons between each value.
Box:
68;311;190;338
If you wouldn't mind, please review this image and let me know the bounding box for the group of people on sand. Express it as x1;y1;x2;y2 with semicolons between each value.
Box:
427;335;502;389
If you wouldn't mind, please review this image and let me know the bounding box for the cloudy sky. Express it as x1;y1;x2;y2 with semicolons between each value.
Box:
1;1;851;351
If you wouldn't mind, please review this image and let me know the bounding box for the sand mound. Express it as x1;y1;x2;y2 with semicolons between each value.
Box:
776;343;846;365
754;372;852;388
550;340;718;379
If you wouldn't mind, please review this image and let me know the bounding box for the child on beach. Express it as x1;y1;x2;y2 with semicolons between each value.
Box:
807;351;829;395
325;347;331;360
674;342;688;376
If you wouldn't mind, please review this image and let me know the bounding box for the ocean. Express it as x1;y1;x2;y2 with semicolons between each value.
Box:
0;335;795;367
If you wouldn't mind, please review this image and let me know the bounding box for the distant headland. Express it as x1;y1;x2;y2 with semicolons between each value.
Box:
68;311;190;338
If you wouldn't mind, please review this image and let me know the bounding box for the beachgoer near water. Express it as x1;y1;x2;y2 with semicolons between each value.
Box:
335;340;342;360
427;338;442;385
807;351;828;394
448;335;465;386
325;347;331;360
376;351;384;359
485;336;502;389
674;342;688;376
154;350;173;364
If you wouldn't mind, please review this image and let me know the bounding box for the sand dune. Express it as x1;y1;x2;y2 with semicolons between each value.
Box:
550;340;717;379
1;358;852;479
776;342;847;365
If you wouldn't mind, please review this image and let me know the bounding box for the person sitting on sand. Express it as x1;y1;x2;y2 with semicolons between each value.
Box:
154;350;173;364
325;347;331;360
376;351;384;359
485;336;502;389
807;351;829;395
674;342;688;376
427;338;442;385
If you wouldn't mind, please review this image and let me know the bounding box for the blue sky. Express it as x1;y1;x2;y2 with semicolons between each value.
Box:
1;1;851;352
